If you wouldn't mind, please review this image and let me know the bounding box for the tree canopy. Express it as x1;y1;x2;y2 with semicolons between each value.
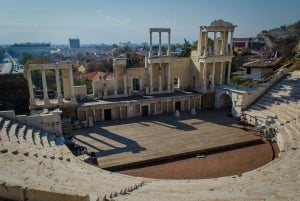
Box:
0;47;5;61
179;39;192;57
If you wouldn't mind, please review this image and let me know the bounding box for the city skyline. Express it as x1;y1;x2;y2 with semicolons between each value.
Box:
0;0;299;45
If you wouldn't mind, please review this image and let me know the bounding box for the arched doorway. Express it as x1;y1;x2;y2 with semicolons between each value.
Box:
218;93;233;112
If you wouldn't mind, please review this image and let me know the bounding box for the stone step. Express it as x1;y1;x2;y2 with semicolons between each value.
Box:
8;122;20;143
40;131;50;148
33;129;43;149
0;116;4;129
0;119;11;143
17;124;26;144
24;127;35;146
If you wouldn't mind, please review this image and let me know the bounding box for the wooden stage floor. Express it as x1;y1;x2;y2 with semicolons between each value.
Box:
72;110;262;169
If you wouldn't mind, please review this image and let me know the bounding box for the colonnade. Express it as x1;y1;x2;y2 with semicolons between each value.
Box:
200;61;232;91
149;28;171;57
77;95;201;123
27;63;76;107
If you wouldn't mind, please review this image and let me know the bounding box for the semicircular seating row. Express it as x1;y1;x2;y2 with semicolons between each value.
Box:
0;71;300;201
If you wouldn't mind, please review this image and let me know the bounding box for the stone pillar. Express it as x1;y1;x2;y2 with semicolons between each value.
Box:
69;67;76;102
204;31;208;57
220;62;224;84
158;32;162;56
202;63;207;91
93;109;96;122
55;68;63;103
130;76;133;92
85;109;88;121
167;63;171;91
227;61;232;84
101;108;104;121
103;79;107;96
27;69;35;105
158;68;162;92
230;31;234;54
123;74;128;96
167;31;171;56
149;64;153;93
149;31;153;57
221;31;225;55
139;78;142;92
114;65;118;95
41;69;50;105
213;32;217;55
212;62;215;88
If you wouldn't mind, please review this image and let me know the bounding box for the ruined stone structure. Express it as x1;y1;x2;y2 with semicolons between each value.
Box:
27;20;239;125
1;19;300;201
190;19;236;92
27;63;77;110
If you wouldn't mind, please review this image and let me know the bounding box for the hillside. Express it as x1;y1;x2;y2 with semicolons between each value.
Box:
257;20;300;53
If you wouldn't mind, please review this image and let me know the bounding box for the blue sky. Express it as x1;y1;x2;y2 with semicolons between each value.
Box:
0;0;299;44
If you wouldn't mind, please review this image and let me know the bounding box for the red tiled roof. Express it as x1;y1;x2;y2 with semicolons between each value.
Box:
81;71;113;81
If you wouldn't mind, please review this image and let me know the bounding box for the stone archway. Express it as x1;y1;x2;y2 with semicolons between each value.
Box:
218;93;233;109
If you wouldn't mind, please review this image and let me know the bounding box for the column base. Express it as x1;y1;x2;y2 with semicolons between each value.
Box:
29;99;36;106
44;98;50;106
57;97;63;104
150;87;153;94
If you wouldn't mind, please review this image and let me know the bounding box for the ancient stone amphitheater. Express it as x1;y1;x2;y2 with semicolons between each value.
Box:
1;71;300;201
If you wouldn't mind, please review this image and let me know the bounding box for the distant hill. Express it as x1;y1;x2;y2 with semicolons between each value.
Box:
267;21;300;40
256;21;300;57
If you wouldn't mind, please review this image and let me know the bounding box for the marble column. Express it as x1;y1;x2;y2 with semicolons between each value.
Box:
212;62;215;88
69;67;75;101
230;31;234;54
139;78;142;92
202;63;207;91
167;31;171;56
158;67;162;92
55;68;63;103
149;31;153;57
130;76;133;92
149;64;153;93
204;31;208;57
213;32;217;55
227;61;232;84
93;109;96;122
221;31;225;55
167;63;171;91
41;69;49;105
220;62;224;84
158;32;162;56
114;65;118;95
123;74;128;96
85;109;88;121
27;69;35;105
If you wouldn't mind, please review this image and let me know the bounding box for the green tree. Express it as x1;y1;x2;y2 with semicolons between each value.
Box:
179;39;192;57
0;47;5;61
18;52;33;65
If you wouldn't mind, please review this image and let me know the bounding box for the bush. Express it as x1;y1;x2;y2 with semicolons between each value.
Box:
231;76;253;87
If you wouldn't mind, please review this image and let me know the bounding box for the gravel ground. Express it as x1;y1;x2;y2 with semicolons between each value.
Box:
118;141;279;179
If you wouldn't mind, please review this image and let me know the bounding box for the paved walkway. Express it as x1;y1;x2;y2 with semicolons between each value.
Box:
72;110;262;169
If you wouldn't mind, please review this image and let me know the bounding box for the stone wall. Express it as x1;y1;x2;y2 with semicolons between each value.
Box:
0;110;63;135
0;183;90;201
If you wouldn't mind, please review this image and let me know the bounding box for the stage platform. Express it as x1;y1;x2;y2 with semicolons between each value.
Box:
72;110;262;169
